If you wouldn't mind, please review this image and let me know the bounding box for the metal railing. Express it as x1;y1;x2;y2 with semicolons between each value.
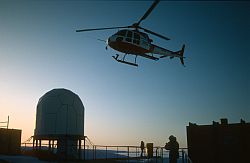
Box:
90;145;192;163
21;136;193;163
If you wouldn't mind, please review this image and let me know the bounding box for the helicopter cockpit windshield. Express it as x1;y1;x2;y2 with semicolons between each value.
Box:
114;30;142;45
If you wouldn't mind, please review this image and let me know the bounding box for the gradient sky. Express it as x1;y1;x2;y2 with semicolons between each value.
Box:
0;0;249;147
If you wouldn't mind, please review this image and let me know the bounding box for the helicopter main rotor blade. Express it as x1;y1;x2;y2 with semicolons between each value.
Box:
138;26;170;41
137;0;160;26
76;26;130;32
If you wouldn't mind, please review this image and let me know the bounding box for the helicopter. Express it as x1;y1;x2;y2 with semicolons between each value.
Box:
76;0;186;67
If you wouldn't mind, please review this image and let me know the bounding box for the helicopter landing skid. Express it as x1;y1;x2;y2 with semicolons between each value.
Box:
112;54;138;67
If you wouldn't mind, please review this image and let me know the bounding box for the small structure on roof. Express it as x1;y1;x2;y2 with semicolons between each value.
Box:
0;127;22;155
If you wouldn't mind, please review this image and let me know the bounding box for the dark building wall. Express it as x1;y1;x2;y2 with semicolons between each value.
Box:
187;121;250;163
0;128;22;155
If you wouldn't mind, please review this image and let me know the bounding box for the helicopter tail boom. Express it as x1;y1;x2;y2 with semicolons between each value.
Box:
153;44;186;66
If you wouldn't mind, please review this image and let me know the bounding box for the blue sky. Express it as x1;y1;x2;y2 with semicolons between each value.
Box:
0;1;249;147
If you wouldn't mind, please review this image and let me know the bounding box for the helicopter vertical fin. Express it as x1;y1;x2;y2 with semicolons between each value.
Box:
179;44;185;66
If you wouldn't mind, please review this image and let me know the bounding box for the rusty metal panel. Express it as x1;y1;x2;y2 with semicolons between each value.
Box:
0;128;22;155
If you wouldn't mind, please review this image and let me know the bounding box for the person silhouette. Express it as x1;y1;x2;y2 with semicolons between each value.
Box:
165;135;179;163
140;141;145;157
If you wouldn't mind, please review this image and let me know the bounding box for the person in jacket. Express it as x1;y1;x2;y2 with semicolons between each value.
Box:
140;141;145;157
165;135;179;163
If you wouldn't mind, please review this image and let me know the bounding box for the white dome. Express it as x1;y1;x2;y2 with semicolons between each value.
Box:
35;88;84;137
